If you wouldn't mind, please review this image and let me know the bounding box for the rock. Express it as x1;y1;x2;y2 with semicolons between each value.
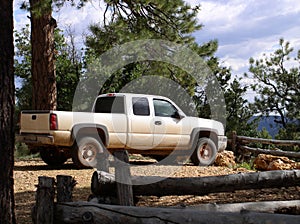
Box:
214;150;236;168
254;154;300;171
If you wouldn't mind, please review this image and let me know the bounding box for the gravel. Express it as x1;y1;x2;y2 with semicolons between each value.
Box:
14;158;300;224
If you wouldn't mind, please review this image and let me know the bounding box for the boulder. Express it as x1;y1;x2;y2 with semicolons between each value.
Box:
214;150;236;168
254;154;300;171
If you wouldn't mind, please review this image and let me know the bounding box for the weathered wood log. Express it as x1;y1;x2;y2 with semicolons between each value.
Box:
240;145;300;158
33;176;55;224
96;151;109;172
54;201;300;224
91;170;300;196
113;150;134;206
190;200;300;214
237;136;300;147
56;175;76;203
91;171;116;195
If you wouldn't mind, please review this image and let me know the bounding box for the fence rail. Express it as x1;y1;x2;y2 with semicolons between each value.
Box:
230;131;300;159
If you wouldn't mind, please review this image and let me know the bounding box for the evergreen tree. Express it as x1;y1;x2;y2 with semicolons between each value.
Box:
85;0;221;117
15;25;82;112
247;38;300;139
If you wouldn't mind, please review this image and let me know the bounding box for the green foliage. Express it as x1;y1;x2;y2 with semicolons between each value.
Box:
224;77;257;136
14;143;39;159
14;24;32;112
246;38;300;138
235;160;256;170
55;27;83;110
14;25;82;111
84;0;212;115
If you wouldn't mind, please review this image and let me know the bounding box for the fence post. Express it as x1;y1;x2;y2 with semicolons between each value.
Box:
114;150;134;206
231;131;237;154
96;151;110;172
56;175;76;203
33;176;55;224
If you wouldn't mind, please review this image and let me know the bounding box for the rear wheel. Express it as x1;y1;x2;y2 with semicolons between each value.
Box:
191;137;217;166
72;137;104;168
40;148;68;166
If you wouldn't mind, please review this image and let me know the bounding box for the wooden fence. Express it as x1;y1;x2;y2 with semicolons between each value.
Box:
32;150;300;224
229;131;300;159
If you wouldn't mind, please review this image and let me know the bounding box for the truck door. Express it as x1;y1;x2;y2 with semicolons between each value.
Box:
127;97;154;150
152;99;189;149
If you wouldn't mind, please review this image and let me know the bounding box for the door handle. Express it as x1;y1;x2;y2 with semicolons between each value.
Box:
154;121;162;125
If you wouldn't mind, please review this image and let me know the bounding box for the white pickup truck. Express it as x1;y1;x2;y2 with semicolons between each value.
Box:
17;93;227;168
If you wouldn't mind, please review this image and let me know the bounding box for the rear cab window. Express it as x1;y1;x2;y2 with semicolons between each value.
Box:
94;96;125;113
132;97;150;116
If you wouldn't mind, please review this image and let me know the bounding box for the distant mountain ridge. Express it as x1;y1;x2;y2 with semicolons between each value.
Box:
251;116;283;138
252;116;299;138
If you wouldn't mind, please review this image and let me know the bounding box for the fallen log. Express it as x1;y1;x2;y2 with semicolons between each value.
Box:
189;200;300;214
240;145;300;159
91;170;300;197
54;201;300;224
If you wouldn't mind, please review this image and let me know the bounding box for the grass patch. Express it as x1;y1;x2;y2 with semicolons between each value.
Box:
15;142;40;159
235;161;256;170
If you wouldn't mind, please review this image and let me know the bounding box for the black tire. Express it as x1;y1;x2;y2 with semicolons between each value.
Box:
151;155;167;162
72;137;104;168
191;137;217;166
40;148;68;166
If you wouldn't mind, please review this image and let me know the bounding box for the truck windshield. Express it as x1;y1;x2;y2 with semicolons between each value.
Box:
94;96;125;113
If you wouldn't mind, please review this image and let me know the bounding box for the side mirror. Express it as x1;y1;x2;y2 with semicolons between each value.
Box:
171;111;184;119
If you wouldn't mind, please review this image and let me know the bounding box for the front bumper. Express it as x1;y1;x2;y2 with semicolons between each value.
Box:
218;136;227;151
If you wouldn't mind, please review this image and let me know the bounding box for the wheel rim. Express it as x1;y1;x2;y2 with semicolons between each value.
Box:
199;143;212;161
80;143;97;163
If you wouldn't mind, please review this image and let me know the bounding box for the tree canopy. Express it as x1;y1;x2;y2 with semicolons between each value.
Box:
247;38;300;139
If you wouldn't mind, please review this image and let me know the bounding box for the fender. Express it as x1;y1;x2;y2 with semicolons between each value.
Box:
188;127;219;151
71;123;109;146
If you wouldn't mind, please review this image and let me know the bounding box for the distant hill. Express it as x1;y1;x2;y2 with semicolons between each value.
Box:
251;116;299;138
251;116;283;138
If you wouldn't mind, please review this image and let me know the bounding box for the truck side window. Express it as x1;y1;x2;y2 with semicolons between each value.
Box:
94;96;125;113
153;99;177;117
132;97;150;116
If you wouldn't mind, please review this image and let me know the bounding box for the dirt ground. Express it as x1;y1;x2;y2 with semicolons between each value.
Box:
14;157;300;224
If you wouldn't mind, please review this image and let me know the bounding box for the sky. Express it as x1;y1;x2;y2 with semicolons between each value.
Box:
13;0;300;100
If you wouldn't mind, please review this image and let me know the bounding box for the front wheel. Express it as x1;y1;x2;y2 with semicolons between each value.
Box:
72;137;104;168
191;138;217;166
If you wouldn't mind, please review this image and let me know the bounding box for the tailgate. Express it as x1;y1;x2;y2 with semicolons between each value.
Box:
20;111;51;134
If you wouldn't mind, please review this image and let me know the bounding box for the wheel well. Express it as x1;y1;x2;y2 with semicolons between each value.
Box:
74;127;107;146
198;131;218;147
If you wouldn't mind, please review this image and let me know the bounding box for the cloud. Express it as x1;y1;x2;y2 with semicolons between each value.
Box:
13;0;300;78
14;0;30;30
191;0;300;76
54;1;105;46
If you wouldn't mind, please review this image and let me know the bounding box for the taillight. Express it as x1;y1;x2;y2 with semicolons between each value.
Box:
50;113;58;130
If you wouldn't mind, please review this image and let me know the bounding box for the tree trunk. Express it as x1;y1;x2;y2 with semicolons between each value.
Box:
54;201;300;224
92;170;300;197
0;0;16;223
30;0;57;110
